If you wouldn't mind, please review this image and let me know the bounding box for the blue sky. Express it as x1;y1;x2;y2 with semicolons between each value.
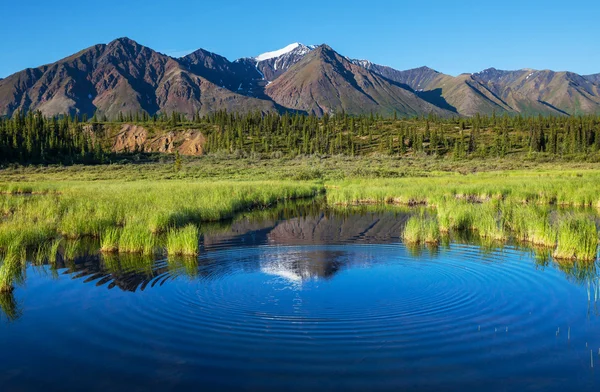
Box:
1;0;598;78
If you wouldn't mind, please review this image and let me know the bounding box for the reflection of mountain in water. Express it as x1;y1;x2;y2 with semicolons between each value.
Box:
267;211;408;245
42;207;409;292
259;250;346;283
204;209;410;248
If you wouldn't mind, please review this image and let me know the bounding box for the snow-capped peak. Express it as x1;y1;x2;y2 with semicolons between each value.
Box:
352;59;373;68
255;43;315;62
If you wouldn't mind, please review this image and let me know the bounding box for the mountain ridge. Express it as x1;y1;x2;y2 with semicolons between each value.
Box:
1;37;599;118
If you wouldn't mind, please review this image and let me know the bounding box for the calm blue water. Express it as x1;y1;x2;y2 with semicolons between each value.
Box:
1;209;599;391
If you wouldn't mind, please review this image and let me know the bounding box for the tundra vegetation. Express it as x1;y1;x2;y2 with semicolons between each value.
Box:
0;111;599;294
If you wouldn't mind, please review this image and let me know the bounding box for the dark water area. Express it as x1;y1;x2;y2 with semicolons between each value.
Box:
1;202;600;391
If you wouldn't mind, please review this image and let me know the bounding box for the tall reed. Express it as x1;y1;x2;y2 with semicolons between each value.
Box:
553;215;598;261
166;225;200;256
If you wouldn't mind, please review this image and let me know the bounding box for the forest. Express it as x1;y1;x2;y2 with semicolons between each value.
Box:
1;110;600;165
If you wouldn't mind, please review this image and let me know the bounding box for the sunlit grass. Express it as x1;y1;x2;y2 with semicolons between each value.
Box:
118;225;155;255
100;227;122;253
403;215;440;245
166;225;199;256
553;215;598;261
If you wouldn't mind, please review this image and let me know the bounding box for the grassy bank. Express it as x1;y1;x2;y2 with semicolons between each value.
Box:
327;170;600;207
1;160;599;293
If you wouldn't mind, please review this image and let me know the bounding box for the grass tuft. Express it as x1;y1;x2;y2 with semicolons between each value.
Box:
166;225;200;256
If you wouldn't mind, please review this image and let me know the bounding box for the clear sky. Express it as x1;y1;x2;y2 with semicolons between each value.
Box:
1;0;598;78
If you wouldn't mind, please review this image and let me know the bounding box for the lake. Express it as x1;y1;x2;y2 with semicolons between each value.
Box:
1;203;599;391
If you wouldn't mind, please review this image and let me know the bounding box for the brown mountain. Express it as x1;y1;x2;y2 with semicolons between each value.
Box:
356;61;600;116
265;45;454;117
0;38;276;118
472;68;600;115
584;74;600;85
2;38;600;118
179;49;266;98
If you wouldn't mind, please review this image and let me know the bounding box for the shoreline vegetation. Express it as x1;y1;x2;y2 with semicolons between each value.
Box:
1;111;600;293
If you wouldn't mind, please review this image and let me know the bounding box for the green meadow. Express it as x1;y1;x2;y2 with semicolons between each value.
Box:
0;160;599;292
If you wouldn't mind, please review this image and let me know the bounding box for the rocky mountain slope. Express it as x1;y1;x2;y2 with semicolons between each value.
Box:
0;38;276;118
355;62;600;116
1;37;599;118
265;45;453;117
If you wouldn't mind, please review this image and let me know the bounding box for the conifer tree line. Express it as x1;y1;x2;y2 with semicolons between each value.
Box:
0;111;105;164
2;110;600;164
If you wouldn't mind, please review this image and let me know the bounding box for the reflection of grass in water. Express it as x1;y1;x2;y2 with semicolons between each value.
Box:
478;237;505;255
168;255;198;278
48;238;62;268
0;243;25;293
530;246;552;268
101;252;155;277
63;239;81;262
555;259;598;285
0;292;21;322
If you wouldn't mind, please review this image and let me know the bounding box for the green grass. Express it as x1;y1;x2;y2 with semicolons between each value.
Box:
504;204;557;247
63;239;81;262
0;243;25;292
553;215;598;261
403;215;440;245
166;225;199;256
100;227;121;253
0;180;321;255
471;203;507;241
118;225;155;255
327;170;600;208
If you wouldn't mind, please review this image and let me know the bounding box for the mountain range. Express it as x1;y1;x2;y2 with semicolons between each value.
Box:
1;37;599;118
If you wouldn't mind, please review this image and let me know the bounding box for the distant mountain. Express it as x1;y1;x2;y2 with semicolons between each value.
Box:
265;45;453;117
355;61;600;116
179;48;265;97
1;37;599;118
0;38;275;118
472;68;600;115
584;74;600;85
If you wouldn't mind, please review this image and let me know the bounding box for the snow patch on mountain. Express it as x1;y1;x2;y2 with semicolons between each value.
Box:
256;43;301;62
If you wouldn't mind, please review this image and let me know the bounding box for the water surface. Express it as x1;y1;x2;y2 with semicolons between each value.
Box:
1;205;599;391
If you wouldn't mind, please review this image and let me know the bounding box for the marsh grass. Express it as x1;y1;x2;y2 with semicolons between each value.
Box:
48;238;62;267
0;243;25;293
327;171;600;210
100;227;122;253
32;242;51;266
118;225;155;255
63;239;81;262
503;203;557;247
166;225;200;256
471;203;507;241
554;215;598;261
403;215;440;245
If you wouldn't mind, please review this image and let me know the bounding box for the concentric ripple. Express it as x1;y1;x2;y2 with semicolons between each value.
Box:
2;243;600;391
